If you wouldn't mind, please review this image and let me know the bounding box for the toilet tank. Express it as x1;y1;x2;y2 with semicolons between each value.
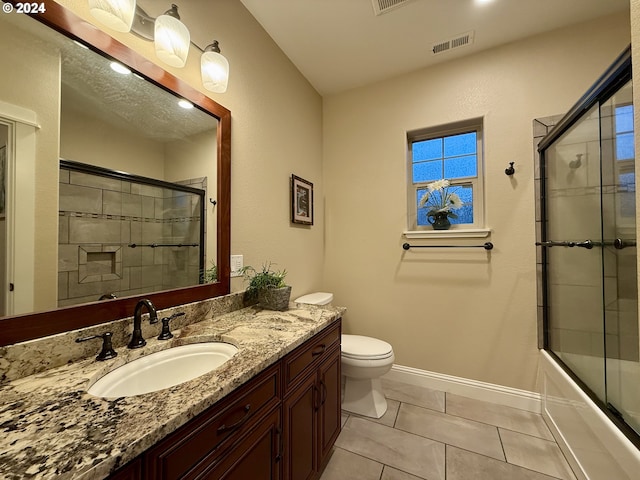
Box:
294;292;333;305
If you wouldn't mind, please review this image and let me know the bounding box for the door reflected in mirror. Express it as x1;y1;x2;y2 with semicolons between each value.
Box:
0;125;7;316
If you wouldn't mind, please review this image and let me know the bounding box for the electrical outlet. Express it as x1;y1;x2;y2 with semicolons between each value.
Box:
231;255;243;277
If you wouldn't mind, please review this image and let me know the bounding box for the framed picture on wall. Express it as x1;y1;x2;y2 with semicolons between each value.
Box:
291;174;313;225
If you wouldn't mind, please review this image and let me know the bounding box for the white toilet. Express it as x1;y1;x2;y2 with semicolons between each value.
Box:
294;292;395;419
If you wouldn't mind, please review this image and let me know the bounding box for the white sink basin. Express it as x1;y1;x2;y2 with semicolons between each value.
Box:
88;342;238;398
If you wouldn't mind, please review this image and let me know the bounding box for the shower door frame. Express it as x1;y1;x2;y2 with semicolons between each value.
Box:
537;45;640;448
60;159;207;292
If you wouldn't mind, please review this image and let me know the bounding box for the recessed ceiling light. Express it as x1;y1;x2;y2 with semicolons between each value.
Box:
110;62;131;75
178;99;194;109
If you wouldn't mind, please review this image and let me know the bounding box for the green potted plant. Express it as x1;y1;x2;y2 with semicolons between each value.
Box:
240;262;291;311
202;261;218;283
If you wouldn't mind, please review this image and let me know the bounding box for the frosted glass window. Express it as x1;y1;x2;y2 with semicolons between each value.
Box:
615;106;635;161
615;105;634;133
449;184;474;224
445;155;477;178
413;161;442;183
444;132;476;157
408;122;483;229
412;132;477;181
617;133;635;160
413;138;443;161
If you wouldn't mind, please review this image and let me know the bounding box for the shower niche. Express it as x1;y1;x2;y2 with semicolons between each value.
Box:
537;46;639;441
58;160;206;307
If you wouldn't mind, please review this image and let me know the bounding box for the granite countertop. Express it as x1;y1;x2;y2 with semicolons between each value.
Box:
0;303;344;480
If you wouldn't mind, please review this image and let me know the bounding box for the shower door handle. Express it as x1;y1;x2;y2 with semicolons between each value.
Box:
538;239;637;250
536;240;598;249
612;238;636;250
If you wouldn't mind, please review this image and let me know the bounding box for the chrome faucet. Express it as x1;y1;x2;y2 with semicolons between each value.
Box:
128;299;159;349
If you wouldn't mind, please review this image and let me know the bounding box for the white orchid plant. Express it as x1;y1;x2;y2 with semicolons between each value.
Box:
418;179;464;218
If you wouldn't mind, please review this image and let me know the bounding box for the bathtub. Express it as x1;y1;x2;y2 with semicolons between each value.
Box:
539;350;640;479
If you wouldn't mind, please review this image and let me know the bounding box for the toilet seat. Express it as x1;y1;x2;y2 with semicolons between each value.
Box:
342;334;393;360
294;292;333;305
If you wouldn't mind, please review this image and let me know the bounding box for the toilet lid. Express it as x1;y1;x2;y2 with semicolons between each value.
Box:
294;292;334;305
342;335;393;360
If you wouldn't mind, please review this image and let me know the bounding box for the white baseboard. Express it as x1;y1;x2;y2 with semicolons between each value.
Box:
383;364;541;413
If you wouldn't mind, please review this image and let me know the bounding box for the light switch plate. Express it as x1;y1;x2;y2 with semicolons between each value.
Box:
230;255;243;277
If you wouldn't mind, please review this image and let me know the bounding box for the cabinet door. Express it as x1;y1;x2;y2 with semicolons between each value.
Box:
196;408;281;480
318;347;341;469
283;373;317;480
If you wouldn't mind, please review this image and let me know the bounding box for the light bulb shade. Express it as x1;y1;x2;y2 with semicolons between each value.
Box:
89;0;137;33
154;12;190;68
201;50;229;93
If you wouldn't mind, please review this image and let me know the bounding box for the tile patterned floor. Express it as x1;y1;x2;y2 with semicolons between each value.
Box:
321;378;577;480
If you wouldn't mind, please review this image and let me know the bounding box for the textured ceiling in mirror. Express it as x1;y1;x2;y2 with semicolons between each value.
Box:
60;46;216;142
4;10;216;142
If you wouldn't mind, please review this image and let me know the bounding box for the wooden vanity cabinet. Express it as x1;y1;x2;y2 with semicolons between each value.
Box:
143;363;281;480
107;459;142;480
107;319;341;480
283;322;342;480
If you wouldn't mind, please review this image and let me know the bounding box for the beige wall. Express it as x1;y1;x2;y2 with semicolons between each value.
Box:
61;106;166;177
165;130;219;266
322;12;631;391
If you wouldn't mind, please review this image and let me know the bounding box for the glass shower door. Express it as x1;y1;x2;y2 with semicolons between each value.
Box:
543;103;607;401
540;46;639;442
600;80;639;435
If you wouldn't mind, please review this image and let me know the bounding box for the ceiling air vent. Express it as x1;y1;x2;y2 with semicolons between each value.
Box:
372;0;413;16
432;31;475;55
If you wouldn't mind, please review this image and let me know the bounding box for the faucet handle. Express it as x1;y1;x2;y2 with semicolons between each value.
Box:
76;332;118;361
157;312;185;340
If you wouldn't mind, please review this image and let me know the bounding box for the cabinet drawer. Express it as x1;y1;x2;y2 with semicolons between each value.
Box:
283;321;341;392
145;364;280;480
193;408;281;480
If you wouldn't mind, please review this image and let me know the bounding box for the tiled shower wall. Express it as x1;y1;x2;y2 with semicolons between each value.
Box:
58;168;203;307
533;115;639;362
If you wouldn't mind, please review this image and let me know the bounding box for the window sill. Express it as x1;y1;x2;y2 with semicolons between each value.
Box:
403;228;492;239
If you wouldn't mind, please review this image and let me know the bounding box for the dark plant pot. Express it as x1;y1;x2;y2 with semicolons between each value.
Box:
427;211;451;230
258;286;292;311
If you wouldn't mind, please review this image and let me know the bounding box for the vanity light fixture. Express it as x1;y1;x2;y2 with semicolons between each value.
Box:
88;1;230;91
201;40;229;93
178;99;194;109
110;61;132;75
154;4;190;68
89;0;137;33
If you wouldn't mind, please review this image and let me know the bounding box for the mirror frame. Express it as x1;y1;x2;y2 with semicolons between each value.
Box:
1;1;231;346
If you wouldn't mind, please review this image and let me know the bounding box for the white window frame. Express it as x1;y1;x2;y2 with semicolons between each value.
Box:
405;118;488;238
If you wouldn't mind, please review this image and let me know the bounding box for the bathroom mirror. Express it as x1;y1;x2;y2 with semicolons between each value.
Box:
0;2;231;345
